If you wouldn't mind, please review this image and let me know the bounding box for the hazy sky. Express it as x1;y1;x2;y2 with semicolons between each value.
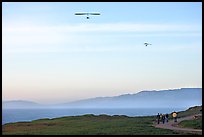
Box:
2;2;202;104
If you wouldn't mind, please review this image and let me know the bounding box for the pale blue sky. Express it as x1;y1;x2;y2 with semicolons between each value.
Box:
2;2;202;104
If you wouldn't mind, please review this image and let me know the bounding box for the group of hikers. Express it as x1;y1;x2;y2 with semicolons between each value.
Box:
156;111;177;124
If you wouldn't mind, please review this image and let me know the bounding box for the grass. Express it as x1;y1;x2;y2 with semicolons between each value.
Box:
177;106;202;118
2;115;179;135
2;106;202;135
178;115;202;130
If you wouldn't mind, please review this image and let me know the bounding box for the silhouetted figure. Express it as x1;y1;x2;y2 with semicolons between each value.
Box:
165;113;169;123
160;113;162;119
161;114;165;124
156;113;160;124
172;111;177;122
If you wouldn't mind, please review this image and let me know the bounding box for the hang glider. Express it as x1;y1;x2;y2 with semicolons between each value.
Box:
75;12;100;19
144;42;152;46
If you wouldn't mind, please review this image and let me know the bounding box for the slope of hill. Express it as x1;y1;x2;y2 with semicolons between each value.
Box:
3;88;202;109
3;100;42;109
59;88;202;108
2;105;202;135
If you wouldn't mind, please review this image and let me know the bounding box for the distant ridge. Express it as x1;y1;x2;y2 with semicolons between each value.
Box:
59;88;202;108
3;88;202;109
3;100;42;109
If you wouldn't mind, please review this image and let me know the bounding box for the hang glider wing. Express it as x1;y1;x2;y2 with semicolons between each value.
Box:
89;13;100;15
75;12;100;16
75;12;88;15
144;42;152;46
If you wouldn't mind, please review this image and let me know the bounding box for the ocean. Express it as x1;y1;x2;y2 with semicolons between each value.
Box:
2;108;186;125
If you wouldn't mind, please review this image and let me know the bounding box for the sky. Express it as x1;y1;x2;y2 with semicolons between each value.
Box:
2;2;202;104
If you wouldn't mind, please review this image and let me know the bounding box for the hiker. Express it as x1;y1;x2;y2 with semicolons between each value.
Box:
165;113;169;123
172;111;177;122
156;113;160;124
161;114;165;124
160;113;162;119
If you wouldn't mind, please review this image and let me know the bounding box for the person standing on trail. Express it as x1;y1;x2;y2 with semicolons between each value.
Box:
156;113;160;124
160;113;162;119
161;114;165;124
172;111;177;122
165;113;169;123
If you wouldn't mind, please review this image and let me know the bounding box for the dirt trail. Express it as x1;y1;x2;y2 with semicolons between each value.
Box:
153;114;202;135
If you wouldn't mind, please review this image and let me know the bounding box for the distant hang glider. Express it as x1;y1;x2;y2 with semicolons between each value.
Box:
75;12;100;19
144;42;152;46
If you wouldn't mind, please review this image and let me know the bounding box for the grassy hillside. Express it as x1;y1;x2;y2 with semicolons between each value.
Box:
177;105;202;118
164;105;202;121
177;106;202;130
2;106;202;135
178;116;202;129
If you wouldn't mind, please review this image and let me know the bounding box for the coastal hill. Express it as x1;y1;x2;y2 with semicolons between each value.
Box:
2;100;42;109
3;88;202;109
61;88;201;108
